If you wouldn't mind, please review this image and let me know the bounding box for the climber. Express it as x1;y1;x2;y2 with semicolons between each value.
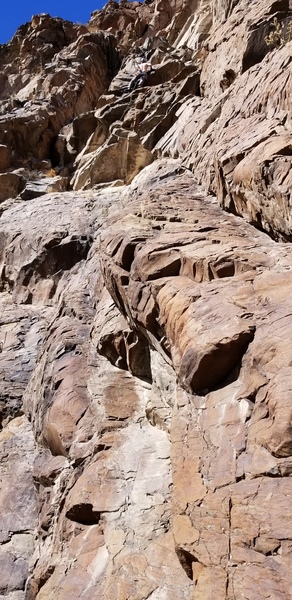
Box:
128;58;153;91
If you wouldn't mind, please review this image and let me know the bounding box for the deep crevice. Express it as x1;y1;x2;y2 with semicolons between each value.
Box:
175;546;199;581
65;503;100;525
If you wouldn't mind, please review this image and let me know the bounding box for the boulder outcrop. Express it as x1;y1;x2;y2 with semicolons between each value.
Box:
0;1;292;599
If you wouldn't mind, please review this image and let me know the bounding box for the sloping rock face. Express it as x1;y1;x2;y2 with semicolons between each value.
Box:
0;1;292;599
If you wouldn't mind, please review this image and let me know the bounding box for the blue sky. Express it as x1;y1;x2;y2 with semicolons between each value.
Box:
0;1;112;44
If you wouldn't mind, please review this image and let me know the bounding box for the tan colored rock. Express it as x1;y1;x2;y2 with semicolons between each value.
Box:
0;15;119;172
157;40;292;240
99;161;292;597
72;128;154;189
20;175;68;200
0;417;37;598
168;0;212;49
89;0;173;52
199;0;278;96
0;172;25;201
93;288;151;379
0;1;292;599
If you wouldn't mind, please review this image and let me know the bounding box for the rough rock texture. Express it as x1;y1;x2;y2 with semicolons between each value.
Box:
0;1;292;599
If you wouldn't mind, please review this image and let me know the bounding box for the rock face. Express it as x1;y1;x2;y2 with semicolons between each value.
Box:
0;1;292;599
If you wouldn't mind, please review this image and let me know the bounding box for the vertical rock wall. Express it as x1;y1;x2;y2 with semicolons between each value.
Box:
0;1;291;599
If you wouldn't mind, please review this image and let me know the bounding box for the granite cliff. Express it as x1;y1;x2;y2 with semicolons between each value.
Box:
0;1;291;599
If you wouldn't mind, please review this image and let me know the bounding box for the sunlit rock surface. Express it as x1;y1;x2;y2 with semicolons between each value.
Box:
0;1;292;599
